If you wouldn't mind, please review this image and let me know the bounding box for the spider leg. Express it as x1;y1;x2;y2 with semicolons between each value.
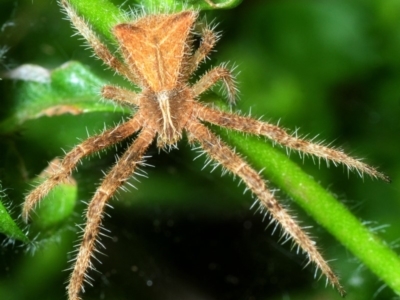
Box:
186;120;346;296
184;25;219;77
195;104;389;182
60;0;140;84
192;65;238;104
102;85;140;107
67;127;155;300
22;116;143;222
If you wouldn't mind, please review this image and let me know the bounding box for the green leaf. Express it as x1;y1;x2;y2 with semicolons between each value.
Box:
30;161;78;230
0;186;29;243
66;0;242;46
0;62;128;135
67;0;123;43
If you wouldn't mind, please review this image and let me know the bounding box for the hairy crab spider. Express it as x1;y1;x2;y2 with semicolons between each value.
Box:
22;1;388;299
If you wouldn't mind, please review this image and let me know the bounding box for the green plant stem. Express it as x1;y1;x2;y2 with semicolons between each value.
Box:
0;185;28;242
218;128;400;295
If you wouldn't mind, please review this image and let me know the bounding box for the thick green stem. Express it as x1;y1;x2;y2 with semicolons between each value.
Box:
217;128;400;295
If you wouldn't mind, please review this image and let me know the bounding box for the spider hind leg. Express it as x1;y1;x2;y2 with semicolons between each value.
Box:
186;119;346;297
195;104;389;182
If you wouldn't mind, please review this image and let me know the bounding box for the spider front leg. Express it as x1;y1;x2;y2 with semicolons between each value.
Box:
60;0;140;84
187;120;346;296
192;65;238;103
101;85;140;107
68;127;155;300
23;116;143;222
184;25;219;76
195;104;389;182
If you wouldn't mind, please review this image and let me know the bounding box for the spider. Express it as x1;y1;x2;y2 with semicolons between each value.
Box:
22;1;388;299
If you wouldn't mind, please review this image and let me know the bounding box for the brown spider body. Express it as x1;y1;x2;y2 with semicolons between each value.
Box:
23;2;388;299
112;12;196;146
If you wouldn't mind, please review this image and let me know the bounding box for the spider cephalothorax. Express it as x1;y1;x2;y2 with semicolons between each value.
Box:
23;1;388;299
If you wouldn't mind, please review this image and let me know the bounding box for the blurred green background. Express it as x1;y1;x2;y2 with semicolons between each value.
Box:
1;0;399;299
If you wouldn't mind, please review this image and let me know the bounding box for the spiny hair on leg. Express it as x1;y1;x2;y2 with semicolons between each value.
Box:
193;20;220;58
198;63;239;104
60;1;118;64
